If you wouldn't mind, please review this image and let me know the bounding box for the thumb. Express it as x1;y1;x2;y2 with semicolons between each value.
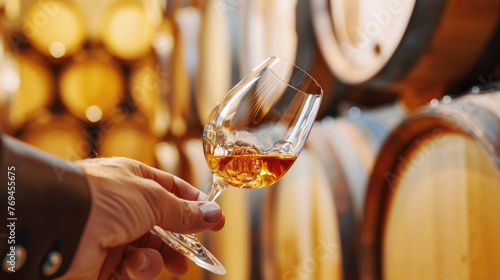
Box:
123;248;163;280
155;191;223;234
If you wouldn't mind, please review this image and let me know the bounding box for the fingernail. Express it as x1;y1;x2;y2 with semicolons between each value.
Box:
198;192;208;201
200;203;221;223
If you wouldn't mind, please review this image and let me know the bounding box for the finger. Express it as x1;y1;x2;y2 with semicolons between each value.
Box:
172;176;207;201
98;245;129;280
143;180;224;233
132;232;189;276
123;248;164;280
172;200;222;233
159;242;189;277
210;215;226;231
134;160;207;201
171;180;226;228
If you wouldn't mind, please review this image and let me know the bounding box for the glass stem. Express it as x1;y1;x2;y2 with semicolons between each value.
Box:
206;176;228;202
184;177;227;239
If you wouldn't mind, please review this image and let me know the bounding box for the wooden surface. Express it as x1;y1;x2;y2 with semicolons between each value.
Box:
197;0;232;126
319;0;416;84
243;0;345;117
167;13;191;138
310;103;405;279
260;149;343;280
393;0;500;90
312;0;500;109
383;133;500;280
242;0;298;75
259;102;406;279
161;138;252;280
362;92;500;280
207;187;251;280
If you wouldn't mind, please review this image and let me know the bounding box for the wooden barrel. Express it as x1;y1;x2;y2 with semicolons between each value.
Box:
260;149;343;280
163;10;194;138
158;0;342;133
152;139;205;280
0;28;8;131
446;20;500;94
0;32;7;129
362;91;500;280
59;51;124;123
8;52;54;130
154;0;249;137
19;113;90;160
241;0;300;73
196;0;234;126
182;138;252;280
260;103;406;280
153;0;356;135
98;113;159;166
241;0;342;116
99;0;155;61
151;18;175;138
162;0;246;135
311;0;500;108
154;137;252;279
23;0;86;59
129;56;169;138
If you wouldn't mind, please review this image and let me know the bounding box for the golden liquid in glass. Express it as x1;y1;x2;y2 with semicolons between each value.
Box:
205;154;296;188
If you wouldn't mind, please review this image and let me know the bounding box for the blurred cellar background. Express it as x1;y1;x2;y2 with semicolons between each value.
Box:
1;0;500;279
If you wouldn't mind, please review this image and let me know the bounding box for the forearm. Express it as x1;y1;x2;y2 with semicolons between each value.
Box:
0;135;91;279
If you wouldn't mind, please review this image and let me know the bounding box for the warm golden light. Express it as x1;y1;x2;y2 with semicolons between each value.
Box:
85;105;103;123
60;54;124;122
49;41;66;58
100;0;154;60
0;58;20;96
0;32;4;61
153;30;174;53
384;134;500;279
171;118;187;138
155;141;180;174
130;58;169;137
168;16;189;138
99;114;158;166
142;0;164;27
4;0;21;20
24;0;86;58
197;1;231;125
20;113;89;160
9;54;53;129
130;59;159;114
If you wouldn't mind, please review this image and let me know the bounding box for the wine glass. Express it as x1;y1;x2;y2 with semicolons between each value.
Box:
152;57;323;274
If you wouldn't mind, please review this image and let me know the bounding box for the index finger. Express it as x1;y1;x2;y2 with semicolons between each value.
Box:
134;160;207;201
140;167;226;230
172;176;208;201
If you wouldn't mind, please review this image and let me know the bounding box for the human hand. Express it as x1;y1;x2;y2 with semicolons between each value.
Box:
56;157;225;280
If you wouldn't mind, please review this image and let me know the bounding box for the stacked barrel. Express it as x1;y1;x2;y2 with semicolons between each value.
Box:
259;0;500;280
1;0;500;279
0;1;251;279
0;0;165;166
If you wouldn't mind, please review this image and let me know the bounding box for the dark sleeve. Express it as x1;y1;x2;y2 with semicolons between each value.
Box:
0;134;91;279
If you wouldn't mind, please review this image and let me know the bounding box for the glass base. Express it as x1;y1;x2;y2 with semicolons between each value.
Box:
151;226;226;275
